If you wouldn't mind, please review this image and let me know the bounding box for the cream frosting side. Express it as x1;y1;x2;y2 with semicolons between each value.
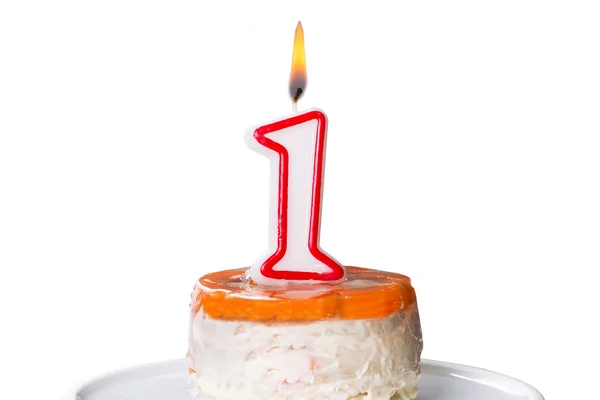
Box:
188;307;422;400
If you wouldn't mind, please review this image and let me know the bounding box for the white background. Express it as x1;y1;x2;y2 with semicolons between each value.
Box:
1;1;599;399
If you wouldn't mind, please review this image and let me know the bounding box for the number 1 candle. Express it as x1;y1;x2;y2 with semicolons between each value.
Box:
246;22;345;285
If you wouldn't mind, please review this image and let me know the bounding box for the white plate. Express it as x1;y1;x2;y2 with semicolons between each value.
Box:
64;359;544;400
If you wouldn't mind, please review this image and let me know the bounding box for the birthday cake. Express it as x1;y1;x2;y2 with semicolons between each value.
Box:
187;22;423;400
188;267;422;400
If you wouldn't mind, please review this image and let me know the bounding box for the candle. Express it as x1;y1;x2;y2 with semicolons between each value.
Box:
246;22;345;285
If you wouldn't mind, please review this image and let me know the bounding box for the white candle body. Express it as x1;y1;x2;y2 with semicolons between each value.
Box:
246;108;343;285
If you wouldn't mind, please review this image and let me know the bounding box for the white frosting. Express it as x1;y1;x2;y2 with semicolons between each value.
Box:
188;308;422;400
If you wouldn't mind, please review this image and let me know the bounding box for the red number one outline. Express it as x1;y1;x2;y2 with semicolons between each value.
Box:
253;110;344;281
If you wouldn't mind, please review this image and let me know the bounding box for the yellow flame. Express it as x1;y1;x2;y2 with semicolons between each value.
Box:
289;21;306;101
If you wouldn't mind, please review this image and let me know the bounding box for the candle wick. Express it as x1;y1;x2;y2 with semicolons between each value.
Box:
292;88;303;103
291;87;302;113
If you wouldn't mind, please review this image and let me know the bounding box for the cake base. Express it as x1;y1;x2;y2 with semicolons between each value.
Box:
189;308;421;400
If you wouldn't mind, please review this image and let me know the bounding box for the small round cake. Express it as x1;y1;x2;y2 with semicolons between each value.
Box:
187;267;423;400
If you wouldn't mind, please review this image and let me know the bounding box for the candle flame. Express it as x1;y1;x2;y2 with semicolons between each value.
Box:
289;21;307;104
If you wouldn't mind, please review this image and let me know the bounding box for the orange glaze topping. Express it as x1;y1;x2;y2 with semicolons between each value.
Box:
191;267;416;321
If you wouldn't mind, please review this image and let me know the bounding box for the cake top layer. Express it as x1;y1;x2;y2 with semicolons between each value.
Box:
191;266;417;321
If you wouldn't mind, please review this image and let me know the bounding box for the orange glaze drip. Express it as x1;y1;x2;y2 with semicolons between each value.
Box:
191;267;416;321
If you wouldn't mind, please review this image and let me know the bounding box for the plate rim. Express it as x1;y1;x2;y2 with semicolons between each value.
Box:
63;358;544;400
